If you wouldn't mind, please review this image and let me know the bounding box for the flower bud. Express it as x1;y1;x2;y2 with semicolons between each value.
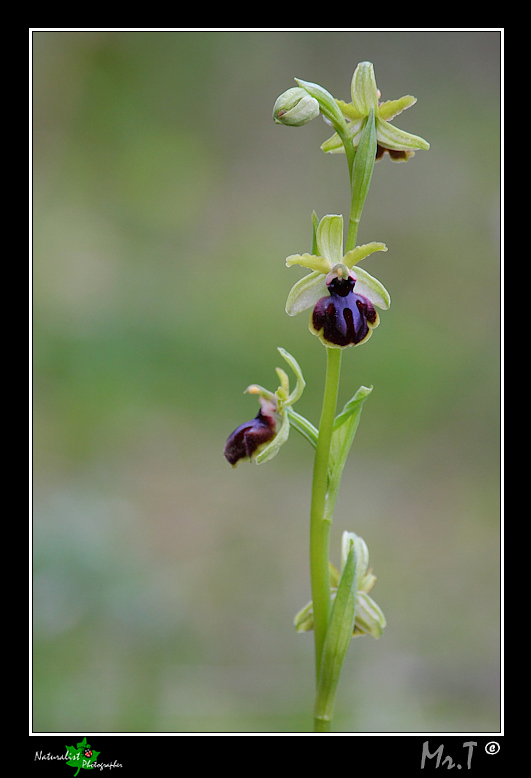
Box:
294;531;386;639
273;87;320;126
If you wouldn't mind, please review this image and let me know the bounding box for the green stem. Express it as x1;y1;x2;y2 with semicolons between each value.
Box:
310;347;342;697
347;199;360;253
314;713;331;733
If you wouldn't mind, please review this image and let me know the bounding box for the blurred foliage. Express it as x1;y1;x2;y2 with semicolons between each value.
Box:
33;30;500;733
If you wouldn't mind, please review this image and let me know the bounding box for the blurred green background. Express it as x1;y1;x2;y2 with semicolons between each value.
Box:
33;30;501;733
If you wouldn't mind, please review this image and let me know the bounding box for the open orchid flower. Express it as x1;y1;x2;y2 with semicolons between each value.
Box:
223;348;309;467
285;213;390;348
320;61;430;161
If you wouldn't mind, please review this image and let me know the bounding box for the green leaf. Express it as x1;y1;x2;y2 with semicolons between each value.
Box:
314;538;357;725
325;386;372;520
65;738;100;777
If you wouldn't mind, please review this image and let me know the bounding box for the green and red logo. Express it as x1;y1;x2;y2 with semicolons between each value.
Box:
65;737;100;775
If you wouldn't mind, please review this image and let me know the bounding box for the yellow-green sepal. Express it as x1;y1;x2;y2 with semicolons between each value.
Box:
285;270;327;317
353;266;391;310
377;118;430;151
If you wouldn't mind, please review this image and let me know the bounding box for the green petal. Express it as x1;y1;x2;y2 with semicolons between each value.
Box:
320;131;345;154
343;242;387;268
353;591;386;638
376;118;430;151
277;347;306;406
377;95;417;121
285;271;327;316
274;368;290;401
316;214;344;265
286;252;330;275
353;266;391;310
341;532;370;586
293;600;314;632
336;99;366;121
321;119;365;154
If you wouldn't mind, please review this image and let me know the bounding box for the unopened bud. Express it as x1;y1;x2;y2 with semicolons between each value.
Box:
273;87;320;126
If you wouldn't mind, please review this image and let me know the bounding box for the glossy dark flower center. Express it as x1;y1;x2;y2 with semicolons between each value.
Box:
223;408;276;466
376;143;414;162
328;276;355;297
311;275;377;347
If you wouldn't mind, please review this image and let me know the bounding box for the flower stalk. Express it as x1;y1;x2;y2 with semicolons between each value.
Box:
309;346;342;684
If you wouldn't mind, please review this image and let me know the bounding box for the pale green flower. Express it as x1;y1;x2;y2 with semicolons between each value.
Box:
321;61;430;161
294;532;386;639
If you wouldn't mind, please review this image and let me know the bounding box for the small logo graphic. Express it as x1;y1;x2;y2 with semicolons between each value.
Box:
65;737;100;776
485;741;500;755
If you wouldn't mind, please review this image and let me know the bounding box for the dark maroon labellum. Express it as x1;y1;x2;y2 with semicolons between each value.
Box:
224;409;276;466
311;274;378;347
376;143;414;162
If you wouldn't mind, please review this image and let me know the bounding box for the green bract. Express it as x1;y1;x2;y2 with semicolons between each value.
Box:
321;61;430;161
285;213;390;322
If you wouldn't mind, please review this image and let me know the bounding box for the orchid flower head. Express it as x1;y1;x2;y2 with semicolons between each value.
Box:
223;348;306;466
321;61;430;161
285;214;390;348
